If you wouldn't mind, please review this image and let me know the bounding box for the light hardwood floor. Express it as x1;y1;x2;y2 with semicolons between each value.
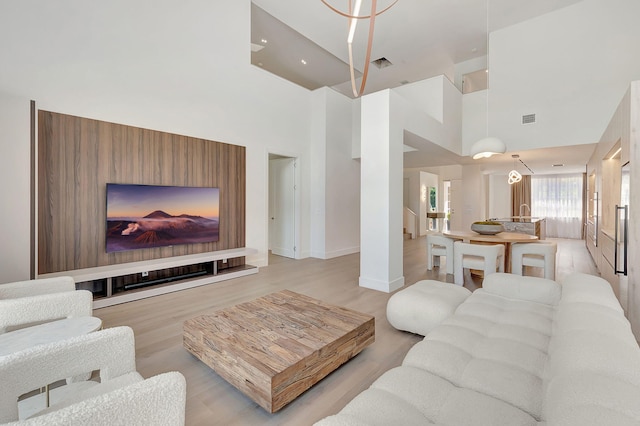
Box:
95;237;598;426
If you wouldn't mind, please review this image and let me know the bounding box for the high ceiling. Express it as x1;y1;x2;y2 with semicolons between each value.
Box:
251;0;594;174
252;0;583;96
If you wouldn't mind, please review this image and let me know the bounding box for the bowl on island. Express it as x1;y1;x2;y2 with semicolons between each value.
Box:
471;221;504;235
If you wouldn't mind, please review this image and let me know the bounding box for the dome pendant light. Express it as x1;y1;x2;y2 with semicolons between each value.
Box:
471;137;506;160
470;0;505;160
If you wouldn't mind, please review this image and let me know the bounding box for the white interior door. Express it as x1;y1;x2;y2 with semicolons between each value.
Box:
269;157;296;258
449;179;463;231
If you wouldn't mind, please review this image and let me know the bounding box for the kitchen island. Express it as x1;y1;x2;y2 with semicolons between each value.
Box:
490;217;546;239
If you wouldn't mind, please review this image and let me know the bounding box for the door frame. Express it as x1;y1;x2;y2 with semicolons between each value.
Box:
266;149;301;263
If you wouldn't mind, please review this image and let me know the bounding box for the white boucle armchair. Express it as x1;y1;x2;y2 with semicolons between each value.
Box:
0;276;92;333
0;326;186;425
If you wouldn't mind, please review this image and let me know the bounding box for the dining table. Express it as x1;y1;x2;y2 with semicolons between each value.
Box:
442;230;539;273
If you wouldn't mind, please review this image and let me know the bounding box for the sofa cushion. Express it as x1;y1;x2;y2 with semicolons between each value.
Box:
547;329;640;388
553;302;634;340
404;324;547;418
455;291;555;336
386;280;471;336
481;273;561;305
544;371;640;425
315;366;537;426
397;287;556;420
559;273;624;313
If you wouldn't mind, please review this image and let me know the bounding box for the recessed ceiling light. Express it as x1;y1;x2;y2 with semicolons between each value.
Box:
301;59;307;65
261;38;268;44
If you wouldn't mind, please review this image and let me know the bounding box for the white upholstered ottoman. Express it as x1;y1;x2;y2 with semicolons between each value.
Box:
387;280;471;336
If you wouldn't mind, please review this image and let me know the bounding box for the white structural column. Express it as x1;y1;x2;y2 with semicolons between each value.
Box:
359;90;405;292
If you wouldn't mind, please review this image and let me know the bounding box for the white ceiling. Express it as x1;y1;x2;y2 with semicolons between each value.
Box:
403;132;594;175
252;0;583;96
251;0;595;174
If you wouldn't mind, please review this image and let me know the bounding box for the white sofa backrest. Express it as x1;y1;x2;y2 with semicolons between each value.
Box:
480;272;561;305
542;273;640;424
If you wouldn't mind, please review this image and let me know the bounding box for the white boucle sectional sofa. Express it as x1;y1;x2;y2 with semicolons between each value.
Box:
316;273;640;426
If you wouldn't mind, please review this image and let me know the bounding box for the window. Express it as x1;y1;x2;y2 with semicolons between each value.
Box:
531;174;583;239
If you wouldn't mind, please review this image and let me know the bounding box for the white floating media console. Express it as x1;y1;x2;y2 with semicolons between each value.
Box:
39;248;258;308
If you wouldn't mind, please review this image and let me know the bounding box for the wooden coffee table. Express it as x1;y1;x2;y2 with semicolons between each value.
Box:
183;290;375;412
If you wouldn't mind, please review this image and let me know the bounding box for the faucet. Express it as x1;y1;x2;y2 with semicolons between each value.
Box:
519;203;531;218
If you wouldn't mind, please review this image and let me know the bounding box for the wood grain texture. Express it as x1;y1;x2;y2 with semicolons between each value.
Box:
37;110;246;274
183;290;375;413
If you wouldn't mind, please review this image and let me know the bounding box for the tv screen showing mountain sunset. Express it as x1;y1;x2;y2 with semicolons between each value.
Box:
106;183;220;253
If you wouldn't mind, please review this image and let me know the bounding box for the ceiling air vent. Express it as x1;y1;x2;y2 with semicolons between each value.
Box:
371;57;393;69
522;113;536;124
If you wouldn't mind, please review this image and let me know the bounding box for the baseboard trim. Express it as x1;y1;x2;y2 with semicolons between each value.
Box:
358;275;405;293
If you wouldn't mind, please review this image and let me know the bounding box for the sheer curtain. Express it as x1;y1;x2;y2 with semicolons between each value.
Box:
531;174;583;239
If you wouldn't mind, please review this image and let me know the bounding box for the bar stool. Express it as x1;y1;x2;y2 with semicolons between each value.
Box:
426;233;455;275
511;242;557;280
453;241;505;286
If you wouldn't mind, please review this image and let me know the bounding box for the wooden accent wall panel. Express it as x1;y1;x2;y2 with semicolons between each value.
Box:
38;110;246;274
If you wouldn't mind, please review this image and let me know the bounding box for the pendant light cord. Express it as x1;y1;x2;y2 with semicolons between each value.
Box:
486;0;490;137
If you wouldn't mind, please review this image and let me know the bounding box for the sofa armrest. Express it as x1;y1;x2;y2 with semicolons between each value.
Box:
0;326;137;423
7;372;187;426
0;290;93;332
481;273;561;305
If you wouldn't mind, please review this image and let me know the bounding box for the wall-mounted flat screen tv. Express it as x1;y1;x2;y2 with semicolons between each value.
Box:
106;183;220;253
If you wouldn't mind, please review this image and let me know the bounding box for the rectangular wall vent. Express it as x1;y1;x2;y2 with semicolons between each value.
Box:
522;114;536;124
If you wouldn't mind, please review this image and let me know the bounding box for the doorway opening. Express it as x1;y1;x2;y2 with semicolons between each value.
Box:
268;153;299;261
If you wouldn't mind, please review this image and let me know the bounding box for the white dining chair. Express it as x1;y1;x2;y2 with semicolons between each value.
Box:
511;242;557;280
426;233;456;275
453;241;505;286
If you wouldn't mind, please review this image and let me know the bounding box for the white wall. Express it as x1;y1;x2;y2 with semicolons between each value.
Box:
0;1;317;276
393;77;445;123
406;171;439;235
310;88;360;259
0;93;31;283
461;165;486;229
454;56;487;92
324;90;360;258
462;89;488;155
393;75;463;155
355;75;463;158
490;0;640;151
310;90;328;259
351;98;362;159
489;174;511;219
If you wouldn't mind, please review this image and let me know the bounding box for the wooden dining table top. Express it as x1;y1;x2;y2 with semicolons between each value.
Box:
442;230;539;243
